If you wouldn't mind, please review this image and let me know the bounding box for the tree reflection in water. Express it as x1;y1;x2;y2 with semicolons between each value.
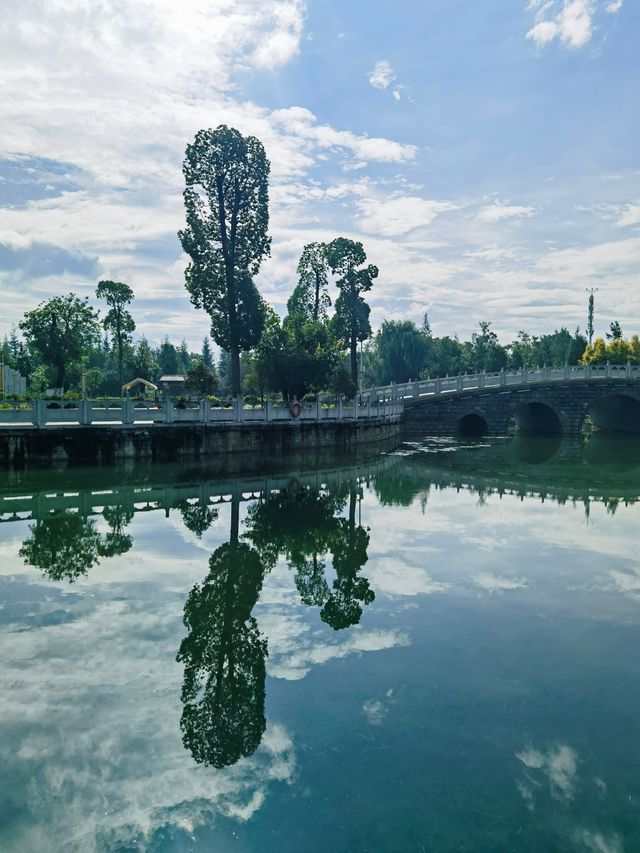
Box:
245;480;374;627
321;487;373;630
174;499;219;538
177;479;374;767
98;505;134;558
19;512;102;581
176;497;268;768
19;504;134;581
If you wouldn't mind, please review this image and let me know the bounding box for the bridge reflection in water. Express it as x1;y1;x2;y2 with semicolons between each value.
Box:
4;435;640;770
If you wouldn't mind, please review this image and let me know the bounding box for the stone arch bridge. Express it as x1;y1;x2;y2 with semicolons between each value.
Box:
365;364;640;436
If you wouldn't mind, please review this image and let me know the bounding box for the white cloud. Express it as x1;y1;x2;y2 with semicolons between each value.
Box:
270;107;417;163
264;613;410;680
362;689;395;726
526;0;594;49
356;195;458;237
573;828;624;853
615;203;640;228
526;0;623;49
366;557;450;596
473;573;528;592
368;61;409;101
516;743;579;801
477;201;536;223
369;60;395;90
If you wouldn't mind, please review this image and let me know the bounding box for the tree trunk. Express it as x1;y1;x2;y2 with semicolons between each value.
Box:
118;337;123;388
348;486;357;529
230;492;240;546
215;174;241;398
55;362;65;391
350;336;358;391
314;269;320;322
229;342;241;398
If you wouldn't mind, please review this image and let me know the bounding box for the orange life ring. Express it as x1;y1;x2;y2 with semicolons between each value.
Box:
289;401;303;418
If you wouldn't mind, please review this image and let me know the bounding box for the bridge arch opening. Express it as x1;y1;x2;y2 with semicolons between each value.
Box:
457;413;489;437
513;402;562;435
588;394;640;434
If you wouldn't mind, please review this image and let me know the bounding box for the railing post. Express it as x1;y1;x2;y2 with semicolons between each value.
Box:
337;397;343;420
234;398;243;423
200;398;210;424
479;372;485;389
413;380;419;397
523;367;528;384
265;399;272;422
564;363;569;381
123;397;134;425
606;361;611;379
586;363;592;379
435;377;441;395
500;368;506;387
354;397;358;421
457;375;463;392
367;396;372;419
80;396;91;426
164;398;173;424
627;361;632;380
316;397;321;421
32;396;45;428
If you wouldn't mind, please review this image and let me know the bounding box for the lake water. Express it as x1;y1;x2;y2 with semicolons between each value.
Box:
1;435;640;852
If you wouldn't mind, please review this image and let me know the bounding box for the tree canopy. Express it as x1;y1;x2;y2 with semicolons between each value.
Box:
248;309;341;400
19;294;100;390
184;357;219;398
95;280;135;385
368;320;431;385
287;242;331;322
327;238;378;390
581;335;640;365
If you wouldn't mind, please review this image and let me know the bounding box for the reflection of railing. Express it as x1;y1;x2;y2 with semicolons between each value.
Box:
0;398;404;427
364;363;640;403
0;457;395;523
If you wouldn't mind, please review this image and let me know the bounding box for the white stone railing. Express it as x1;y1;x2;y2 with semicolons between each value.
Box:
363;362;640;403
0;397;404;428
2;362;636;428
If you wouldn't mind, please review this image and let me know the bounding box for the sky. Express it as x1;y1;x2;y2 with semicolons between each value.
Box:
0;0;638;350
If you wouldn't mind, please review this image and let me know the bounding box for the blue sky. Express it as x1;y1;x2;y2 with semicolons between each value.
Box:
0;0;638;348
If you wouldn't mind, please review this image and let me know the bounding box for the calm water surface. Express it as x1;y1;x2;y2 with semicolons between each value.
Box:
1;435;640;852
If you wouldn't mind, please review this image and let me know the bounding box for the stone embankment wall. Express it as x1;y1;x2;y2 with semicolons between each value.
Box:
0;418;402;470
404;380;640;435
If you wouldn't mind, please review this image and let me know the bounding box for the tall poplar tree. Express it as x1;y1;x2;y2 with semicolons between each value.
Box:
327;238;378;389
95;280;135;385
287;242;331;321
179;125;271;397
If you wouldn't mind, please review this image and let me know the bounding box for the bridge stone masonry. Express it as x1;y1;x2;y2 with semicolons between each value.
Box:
364;364;640;436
